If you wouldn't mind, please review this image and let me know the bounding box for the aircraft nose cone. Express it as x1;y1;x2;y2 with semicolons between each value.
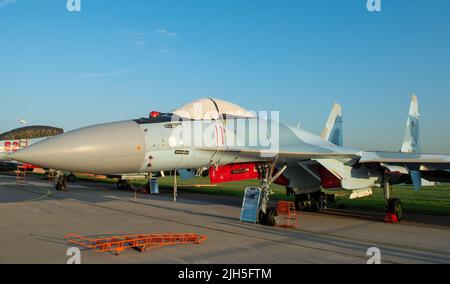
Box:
10;120;146;174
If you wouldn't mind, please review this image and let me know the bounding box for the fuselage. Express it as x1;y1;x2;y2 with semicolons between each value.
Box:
9;114;360;176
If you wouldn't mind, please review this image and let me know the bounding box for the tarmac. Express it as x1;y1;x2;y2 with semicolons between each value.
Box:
0;174;450;264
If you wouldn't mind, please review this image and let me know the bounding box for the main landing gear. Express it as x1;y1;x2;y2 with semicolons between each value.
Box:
294;192;329;212
257;163;288;227
117;176;154;194
117;179;131;191
383;177;404;222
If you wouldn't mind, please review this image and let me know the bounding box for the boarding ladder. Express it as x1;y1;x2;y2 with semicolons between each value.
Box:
276;201;299;229
15;138;29;184
65;233;208;255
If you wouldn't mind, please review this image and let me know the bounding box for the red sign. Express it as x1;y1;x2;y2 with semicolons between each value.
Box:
4;141;12;152
12;142;19;152
210;163;261;184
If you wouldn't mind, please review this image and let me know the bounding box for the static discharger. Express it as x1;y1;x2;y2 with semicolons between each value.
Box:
65;233;208;255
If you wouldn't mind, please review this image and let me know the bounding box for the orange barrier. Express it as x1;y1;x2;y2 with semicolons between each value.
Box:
65;233;208;255
276;201;299;229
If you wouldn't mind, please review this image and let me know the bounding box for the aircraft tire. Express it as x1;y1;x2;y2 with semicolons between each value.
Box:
55;182;64;191
117;180;131;190
266;208;278;227
387;198;403;221
66;173;76;183
145;182;151;194
294;194;309;211
258;210;267;225
309;202;320;212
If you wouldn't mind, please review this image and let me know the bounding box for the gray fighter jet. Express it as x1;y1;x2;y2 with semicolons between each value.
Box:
9;97;450;225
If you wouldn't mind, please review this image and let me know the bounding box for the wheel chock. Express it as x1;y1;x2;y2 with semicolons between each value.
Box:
384;213;399;224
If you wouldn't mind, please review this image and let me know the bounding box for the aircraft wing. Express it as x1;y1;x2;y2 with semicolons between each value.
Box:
200;147;450;168
198;147;359;162
359;151;450;169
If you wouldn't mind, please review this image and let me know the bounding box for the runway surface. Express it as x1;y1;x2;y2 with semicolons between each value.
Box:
0;175;449;264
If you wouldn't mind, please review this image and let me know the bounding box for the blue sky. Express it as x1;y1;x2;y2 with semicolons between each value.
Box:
1;0;449;153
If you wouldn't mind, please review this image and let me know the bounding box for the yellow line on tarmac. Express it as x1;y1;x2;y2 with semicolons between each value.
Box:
12;185;53;203
31;186;52;202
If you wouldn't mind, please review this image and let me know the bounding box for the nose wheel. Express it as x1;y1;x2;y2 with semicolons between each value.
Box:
259;208;278;227
55;172;67;191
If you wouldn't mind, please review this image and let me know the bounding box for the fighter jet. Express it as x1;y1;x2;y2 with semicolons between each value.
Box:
9;97;450;225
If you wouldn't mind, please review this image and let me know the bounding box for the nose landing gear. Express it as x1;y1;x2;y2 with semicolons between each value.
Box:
55;172;67;191
257;163;288;227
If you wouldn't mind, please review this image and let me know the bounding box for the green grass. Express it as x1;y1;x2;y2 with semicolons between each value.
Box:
159;176;291;200
76;174;450;216
75;175;290;200
334;185;450;216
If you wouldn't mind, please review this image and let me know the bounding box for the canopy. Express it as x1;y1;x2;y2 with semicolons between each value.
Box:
173;98;255;120
0;126;64;141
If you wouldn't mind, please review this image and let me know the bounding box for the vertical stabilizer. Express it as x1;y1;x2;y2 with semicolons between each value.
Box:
321;103;343;147
401;95;422;191
401;95;420;153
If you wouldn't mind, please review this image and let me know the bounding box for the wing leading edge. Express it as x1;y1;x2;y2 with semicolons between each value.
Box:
359;151;450;169
197;147;359;162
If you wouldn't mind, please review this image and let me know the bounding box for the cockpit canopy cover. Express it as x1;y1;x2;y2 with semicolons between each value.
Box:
0;126;64;140
173;98;255;120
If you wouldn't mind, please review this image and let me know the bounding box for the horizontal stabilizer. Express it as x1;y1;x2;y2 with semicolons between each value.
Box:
360;151;450;166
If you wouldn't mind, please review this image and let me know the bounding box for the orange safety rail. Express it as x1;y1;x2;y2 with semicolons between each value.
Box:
276;201;299;229
65;233;208;255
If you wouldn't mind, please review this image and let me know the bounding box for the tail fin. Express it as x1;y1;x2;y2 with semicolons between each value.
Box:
321;103;343;147
401;95;420;153
401;95;422;191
